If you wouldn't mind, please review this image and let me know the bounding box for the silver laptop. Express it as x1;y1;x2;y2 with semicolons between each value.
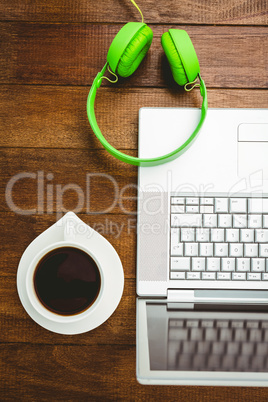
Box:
136;107;268;386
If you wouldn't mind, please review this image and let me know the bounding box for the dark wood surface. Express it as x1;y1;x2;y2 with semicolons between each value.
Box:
1;0;268;400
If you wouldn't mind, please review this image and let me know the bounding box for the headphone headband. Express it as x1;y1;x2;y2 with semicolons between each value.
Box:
87;63;207;167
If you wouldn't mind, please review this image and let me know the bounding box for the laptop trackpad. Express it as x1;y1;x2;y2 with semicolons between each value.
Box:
238;123;268;178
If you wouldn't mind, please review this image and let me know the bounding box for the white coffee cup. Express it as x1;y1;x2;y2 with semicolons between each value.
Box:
17;212;124;334
25;240;104;324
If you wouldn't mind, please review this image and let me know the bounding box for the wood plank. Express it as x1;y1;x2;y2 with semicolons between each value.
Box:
1;343;268;401
1;86;268;149
0;148;138;214
1;23;267;87
0;213;137;278
0;0;267;25
0;274;136;345
0;213;137;344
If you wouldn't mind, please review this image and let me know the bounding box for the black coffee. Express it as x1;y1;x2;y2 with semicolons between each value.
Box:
34;247;101;316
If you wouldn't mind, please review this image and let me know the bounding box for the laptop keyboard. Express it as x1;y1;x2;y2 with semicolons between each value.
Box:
168;317;268;371
170;195;268;281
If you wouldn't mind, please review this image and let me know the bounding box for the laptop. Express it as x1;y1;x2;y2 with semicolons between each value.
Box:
136;107;268;386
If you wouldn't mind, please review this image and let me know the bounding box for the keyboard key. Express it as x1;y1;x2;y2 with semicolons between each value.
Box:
171;257;190;271
256;342;268;356
217;272;231;280
214;243;228;257
233;214;247;228
170;228;182;256
222;355;236;370
201;320;214;328
184;243;198;256
186;197;199;205
264;215;268;228
241;342;254;355
200;205;214;214
247;273;261;280
199;243;213;257
192;352;207;371
171;205;185;213
230;198;247;213
186;272;201;280
207;258;220;271
215;198;229;213
182;341;196;354
186;320;199;328
169;328;188;340
211;228;225;242
259;244;268;257
221;258;235;271
200;197;214;205
205;328;218;341
251;258;265;272
196;228;210;242
249;329;262;342
248;198;268;213
216;321;229;328
186;205;199;213
171;214;202;227
255;229;268;242
251;355;266;370
203;214;217;228
202;272;216;280
234;328;247;342
212;341;225;354
192;257;206;271
171;243;183;256
262;273;268;280
237;356;250;370
219;328;233;341
226;229;239;242
197;341;210;354
170;272;186;279
236;258;250;272
180;228;195;242
232;272;246;280
190;328;203;341
171;197;184;205
244;243;258;257
207;355;221;370
170;320;184;327
231;321;244;328
248;215;262;228
240;229;254;242
229;243;243;257
218;214;232;228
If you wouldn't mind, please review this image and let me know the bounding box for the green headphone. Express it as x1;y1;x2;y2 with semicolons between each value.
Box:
87;19;207;167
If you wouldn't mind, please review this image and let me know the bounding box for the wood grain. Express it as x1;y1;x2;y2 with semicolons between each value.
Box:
1;0;268;399
1;23;267;87
0;0;267;25
1;86;268;149
2;343;268;402
0;148;138;214
0;213;137;278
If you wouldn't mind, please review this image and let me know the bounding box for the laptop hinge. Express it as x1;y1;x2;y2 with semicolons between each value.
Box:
168;289;268;303
167;289;194;302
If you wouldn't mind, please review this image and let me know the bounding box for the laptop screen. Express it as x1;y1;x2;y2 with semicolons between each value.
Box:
146;302;268;372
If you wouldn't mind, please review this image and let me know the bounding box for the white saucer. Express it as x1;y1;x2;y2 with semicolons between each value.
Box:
17;212;124;335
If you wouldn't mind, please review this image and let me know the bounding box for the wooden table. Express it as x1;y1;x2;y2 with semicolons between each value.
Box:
1;0;268;400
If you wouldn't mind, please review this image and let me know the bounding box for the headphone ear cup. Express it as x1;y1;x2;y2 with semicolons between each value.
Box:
107;22;153;78
161;29;200;86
